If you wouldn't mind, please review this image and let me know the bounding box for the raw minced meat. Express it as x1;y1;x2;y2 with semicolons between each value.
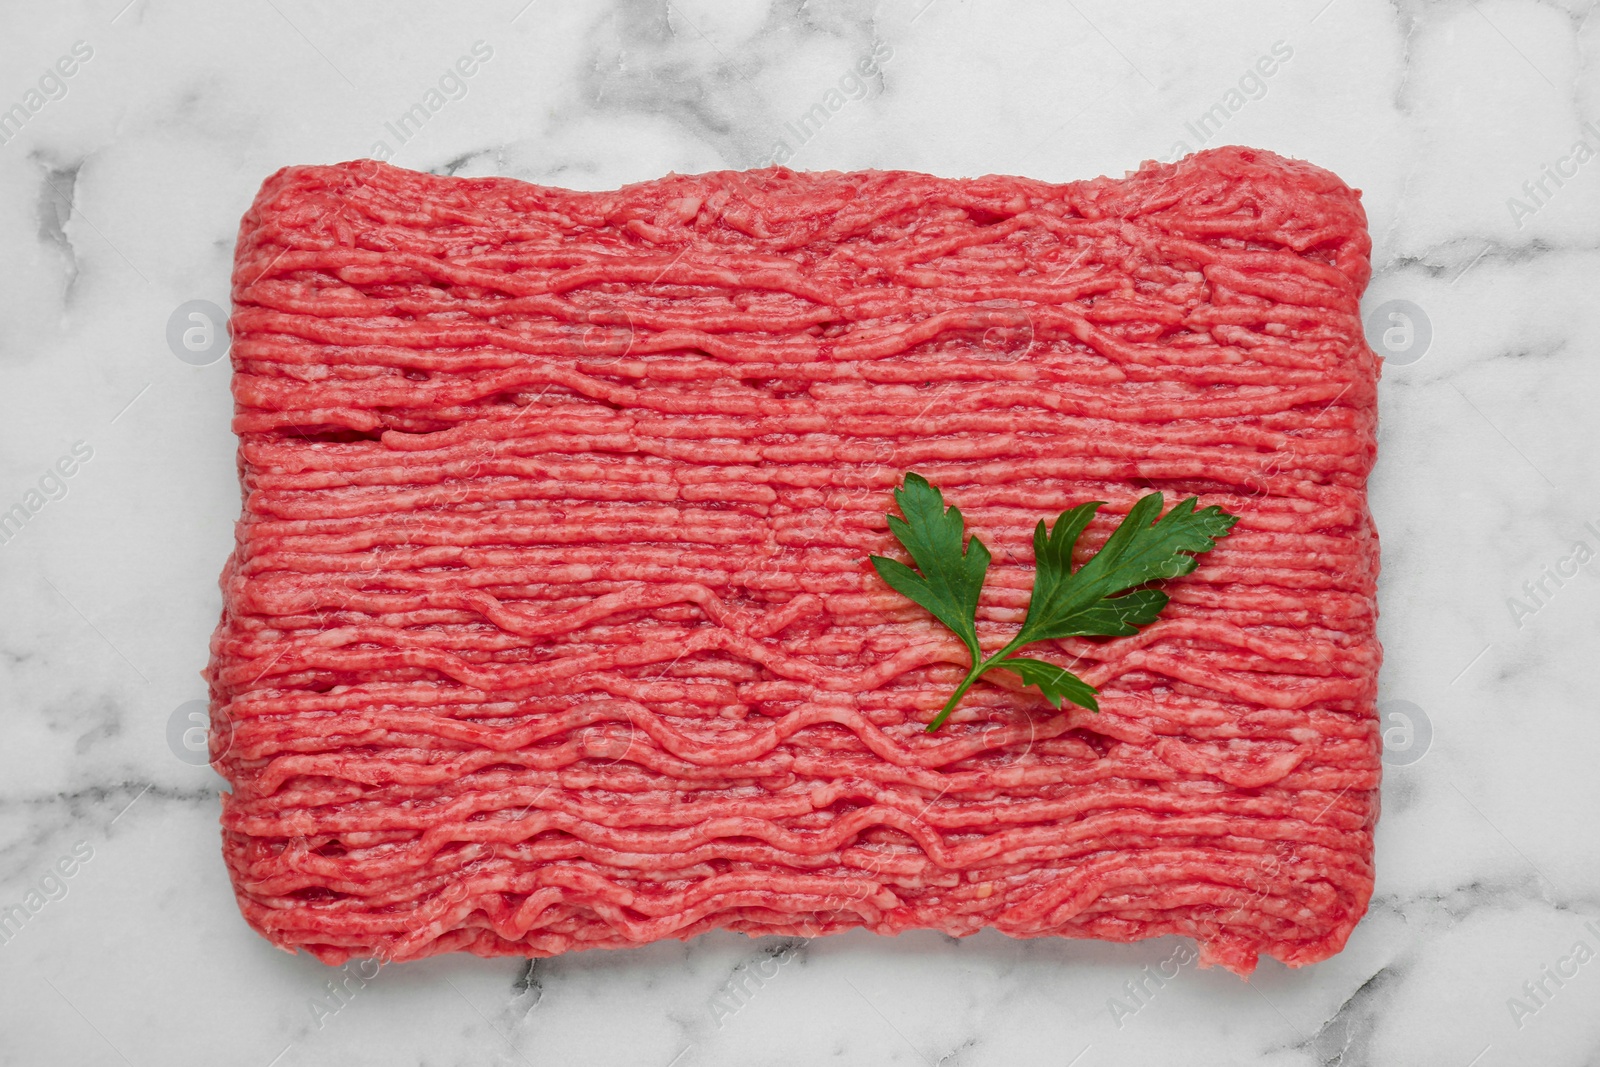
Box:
207;146;1381;975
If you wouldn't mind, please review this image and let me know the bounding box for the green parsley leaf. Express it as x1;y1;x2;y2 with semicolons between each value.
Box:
869;473;1237;733
991;656;1101;712
1015;493;1238;643
868;473;990;665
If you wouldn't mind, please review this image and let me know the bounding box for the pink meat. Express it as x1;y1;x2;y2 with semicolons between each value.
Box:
208;146;1381;975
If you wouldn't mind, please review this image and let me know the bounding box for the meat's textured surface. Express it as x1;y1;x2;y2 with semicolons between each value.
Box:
208;147;1381;975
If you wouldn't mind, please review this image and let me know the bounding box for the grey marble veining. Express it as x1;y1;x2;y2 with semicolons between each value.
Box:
1;1;1598;1064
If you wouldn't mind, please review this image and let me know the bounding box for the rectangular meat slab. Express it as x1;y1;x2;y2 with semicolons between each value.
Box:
208;147;1381;975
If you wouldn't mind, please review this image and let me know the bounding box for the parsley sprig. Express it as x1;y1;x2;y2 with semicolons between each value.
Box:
869;473;1237;733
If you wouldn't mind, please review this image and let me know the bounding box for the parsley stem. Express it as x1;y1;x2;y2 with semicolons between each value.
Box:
924;637;1030;733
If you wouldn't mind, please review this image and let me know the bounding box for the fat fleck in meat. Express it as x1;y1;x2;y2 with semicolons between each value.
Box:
207;147;1381;975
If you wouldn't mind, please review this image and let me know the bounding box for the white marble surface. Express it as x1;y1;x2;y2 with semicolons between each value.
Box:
1;0;1598;1064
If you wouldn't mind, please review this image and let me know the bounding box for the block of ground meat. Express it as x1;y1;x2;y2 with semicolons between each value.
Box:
208;146;1380;975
